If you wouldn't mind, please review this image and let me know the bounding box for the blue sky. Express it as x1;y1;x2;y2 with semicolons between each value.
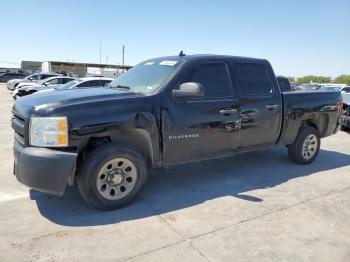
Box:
0;0;349;77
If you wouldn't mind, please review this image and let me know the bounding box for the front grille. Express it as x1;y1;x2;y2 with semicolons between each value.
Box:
12;112;27;146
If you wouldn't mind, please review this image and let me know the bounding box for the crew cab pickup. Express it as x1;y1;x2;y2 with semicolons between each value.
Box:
12;54;343;210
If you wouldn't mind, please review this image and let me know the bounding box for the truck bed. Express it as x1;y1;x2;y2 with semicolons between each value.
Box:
279;91;342;145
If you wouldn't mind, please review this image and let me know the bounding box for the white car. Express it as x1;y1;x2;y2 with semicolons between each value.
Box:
6;73;58;90
37;77;114;93
13;76;76;98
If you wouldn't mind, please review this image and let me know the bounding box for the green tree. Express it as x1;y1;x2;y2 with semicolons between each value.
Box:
334;75;350;85
287;76;296;83
296;75;331;84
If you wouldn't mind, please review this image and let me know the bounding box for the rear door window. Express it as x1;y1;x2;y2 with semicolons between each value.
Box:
61;78;72;84
29;75;40;81
235;63;271;96
46;78;60;85
77;80;101;88
102;80;112;86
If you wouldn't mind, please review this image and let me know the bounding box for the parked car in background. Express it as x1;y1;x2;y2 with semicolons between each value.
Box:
341;93;350;131
13;76;76;98
295;84;329;92
53;77;114;91
276;76;292;92
340;86;350;94
6;73;58;90
0;72;27;82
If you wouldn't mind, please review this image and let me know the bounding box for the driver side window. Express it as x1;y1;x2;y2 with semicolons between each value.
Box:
29;75;39;81
180;63;232;98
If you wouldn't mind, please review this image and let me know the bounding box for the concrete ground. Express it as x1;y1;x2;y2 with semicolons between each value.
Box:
0;83;349;262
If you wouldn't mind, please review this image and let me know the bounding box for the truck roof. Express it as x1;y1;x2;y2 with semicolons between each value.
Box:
149;54;269;64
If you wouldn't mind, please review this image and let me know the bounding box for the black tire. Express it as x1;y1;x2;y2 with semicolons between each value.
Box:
77;143;148;211
288;125;320;165
341;125;349;132
26;90;37;96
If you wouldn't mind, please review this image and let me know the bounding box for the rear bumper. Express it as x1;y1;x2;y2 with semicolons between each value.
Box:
14;141;77;195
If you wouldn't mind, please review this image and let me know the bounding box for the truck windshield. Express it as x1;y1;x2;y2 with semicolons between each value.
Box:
109;59;181;94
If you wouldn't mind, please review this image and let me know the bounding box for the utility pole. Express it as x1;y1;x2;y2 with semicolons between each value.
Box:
99;41;102;74
122;45;125;66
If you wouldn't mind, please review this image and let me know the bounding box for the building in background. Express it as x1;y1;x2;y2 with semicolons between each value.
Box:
1;61;132;78
21;61;42;74
41;61;132;78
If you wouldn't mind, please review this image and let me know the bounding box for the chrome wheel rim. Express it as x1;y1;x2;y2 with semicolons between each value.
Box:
96;158;137;200
302;134;318;160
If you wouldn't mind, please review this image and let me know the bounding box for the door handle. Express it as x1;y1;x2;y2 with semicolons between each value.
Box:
219;109;238;115
266;104;279;110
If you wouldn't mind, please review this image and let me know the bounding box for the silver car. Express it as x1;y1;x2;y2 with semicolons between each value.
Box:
13;76;76;98
6;73;58;90
52;77;114;90
32;77;114;95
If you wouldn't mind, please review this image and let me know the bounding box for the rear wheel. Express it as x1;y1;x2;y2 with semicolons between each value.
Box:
288;125;320;165
77;143;147;211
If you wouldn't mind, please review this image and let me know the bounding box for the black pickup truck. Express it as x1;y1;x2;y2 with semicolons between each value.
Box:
12;54;343;210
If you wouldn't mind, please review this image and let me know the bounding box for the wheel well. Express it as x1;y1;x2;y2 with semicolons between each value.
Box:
302;120;318;130
302;114;328;136
79;129;153;167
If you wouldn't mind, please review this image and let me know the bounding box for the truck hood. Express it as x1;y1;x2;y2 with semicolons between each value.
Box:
13;88;136;116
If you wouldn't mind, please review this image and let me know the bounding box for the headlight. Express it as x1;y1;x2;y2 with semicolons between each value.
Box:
29;117;68;147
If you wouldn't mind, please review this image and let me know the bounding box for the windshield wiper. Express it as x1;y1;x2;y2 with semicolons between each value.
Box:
109;84;136;94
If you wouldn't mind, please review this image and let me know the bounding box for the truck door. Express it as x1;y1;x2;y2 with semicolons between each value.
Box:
161;61;241;165
232;62;282;149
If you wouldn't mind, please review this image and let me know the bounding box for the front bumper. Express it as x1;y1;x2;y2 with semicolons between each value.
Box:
341;115;350;128
12;89;19;98
14;141;77;195
7;83;15;90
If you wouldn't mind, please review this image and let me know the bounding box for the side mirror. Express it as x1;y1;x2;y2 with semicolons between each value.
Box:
172;82;204;99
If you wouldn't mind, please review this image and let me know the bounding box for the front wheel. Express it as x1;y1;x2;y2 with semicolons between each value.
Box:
288;125;320;165
77;144;148;211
